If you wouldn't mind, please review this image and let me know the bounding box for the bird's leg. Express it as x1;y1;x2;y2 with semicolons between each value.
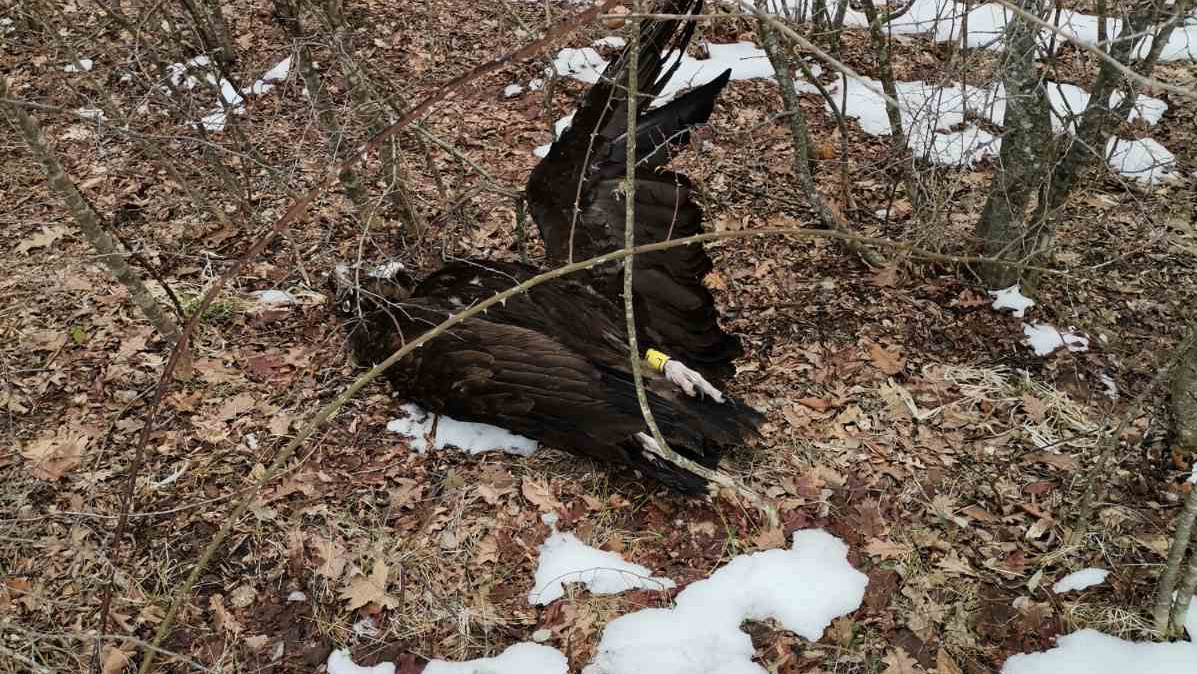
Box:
635;432;778;527
645;348;724;402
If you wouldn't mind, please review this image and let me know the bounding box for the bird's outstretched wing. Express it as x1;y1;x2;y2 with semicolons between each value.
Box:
526;0;739;379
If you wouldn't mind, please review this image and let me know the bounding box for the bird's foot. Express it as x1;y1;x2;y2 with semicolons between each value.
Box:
663;359;724;403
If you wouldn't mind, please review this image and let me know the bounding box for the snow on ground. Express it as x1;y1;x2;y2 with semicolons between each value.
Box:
424;642;569;674
503;83;524;98
547;40;778;101
533;113;576;158
248;56;291;95
1105;137;1177;184
990;284;1035;318
529;518;675;605
592;36;626;48
1023;323;1090;356
584;529;868;674
64;58;94;73
1100;373;1119;399
826;75;1172;181
251;289;298;305
326;649;395;674
326;529;866;674
386;402;539;456
759;0;1197;60
163;55;292;131
1052;568;1109;593
999;628;1197;674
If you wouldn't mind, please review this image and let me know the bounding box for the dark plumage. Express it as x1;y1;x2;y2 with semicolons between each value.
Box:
526;0;739;381
335;259;762;495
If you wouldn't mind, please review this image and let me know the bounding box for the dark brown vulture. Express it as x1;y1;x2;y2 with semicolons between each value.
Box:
334;259;762;495
525;0;739;381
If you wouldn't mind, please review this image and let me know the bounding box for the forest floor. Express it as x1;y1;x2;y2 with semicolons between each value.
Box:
2;0;1197;673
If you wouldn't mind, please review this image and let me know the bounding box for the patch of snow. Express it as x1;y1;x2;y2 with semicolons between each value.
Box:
326;649;395;674
1100;374;1118;400
219;78;244;106
76;108;106;122
200;107;228;132
252;289;297;305
999;628;1197;674
1105;137;1176;184
528;78;545;91
0;18;13;36
529;527;674;606
165;56;214;90
286;590;307;601
503;83;524;98
549;47;608;84
1137;19;1197;62
548;41;781;104
424;643;568;674
592;36;627;48
990;284;1035;318
532;628;553;643
1052;568;1109;593
386;402;538;456
825;75;1168;174
250;56;292;94
64;58;94;73
1023;323;1089;357
584;529;867;674
534;113;576;158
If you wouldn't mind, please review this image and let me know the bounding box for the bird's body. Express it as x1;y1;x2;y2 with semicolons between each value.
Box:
526;0;740;381
339;259;762;494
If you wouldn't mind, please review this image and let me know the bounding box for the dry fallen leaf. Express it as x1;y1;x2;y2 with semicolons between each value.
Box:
882;646;924;674
21;430;89;480
99;645;132;674
1022;394;1049;422
868;341;906;376
865;539;913;560
871;264;901;288
1025;451;1079;471
935;648;964;674
216;392;257;421
521;476;563;512
474;532;499;564
210;594;243;635
341;558;401;611
15;225;69;254
753;526;785;550
314;536;349;581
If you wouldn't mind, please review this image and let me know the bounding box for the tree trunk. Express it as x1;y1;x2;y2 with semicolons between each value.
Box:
1028;0;1185;262
1173;337;1197;453
976;0;1054;288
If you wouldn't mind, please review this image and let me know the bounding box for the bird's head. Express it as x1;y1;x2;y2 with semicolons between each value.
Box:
329;260;417;318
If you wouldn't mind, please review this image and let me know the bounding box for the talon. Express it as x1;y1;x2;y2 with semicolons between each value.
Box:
663;358;724;403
